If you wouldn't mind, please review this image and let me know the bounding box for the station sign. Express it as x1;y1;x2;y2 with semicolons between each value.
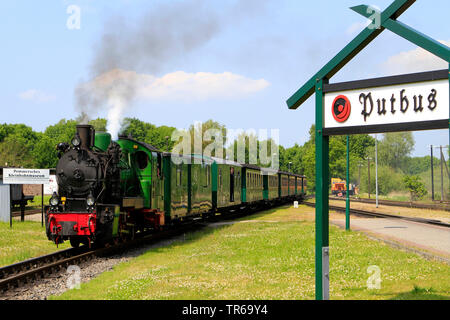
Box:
323;70;449;135
3;168;50;185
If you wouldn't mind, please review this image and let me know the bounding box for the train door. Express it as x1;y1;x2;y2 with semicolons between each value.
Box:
156;152;164;209
230;167;235;202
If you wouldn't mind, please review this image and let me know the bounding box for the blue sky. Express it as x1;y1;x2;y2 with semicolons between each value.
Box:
0;0;448;157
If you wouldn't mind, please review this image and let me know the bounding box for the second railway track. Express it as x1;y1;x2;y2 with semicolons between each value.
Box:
304;201;450;228
329;196;450;212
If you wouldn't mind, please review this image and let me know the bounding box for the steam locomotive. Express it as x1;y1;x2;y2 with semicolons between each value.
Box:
46;125;306;247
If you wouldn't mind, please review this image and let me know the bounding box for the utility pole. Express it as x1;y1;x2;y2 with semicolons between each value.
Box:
431;145;434;201
375;135;378;208
441;145;444;202
367;157;371;199
288;161;292;172
358;161;363;195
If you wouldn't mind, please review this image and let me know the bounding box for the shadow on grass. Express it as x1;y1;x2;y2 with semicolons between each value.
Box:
389;286;450;300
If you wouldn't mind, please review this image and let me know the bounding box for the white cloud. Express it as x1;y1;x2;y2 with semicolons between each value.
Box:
381;40;450;75
83;69;270;103
346;20;371;35
18;89;56;103
138;71;270;101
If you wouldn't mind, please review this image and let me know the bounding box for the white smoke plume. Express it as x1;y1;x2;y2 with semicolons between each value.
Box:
74;0;270;138
75;0;222;137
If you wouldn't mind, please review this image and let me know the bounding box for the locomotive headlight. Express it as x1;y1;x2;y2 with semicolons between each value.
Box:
86;194;95;206
50;192;59;206
71;135;81;147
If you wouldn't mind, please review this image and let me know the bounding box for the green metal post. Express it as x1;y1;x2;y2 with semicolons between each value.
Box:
346;136;350;230
315;78;329;300
41;184;44;227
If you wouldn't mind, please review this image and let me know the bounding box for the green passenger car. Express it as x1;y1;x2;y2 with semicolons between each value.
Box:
163;153;190;220
111;136;307;234
242;165;264;203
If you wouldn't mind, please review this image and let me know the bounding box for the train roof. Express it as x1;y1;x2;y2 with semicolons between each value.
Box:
209;156;242;167
241;164;305;177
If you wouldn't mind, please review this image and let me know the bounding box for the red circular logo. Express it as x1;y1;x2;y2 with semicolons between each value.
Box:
332;95;351;123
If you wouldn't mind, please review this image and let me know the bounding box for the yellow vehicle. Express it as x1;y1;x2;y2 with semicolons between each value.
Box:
331;178;354;196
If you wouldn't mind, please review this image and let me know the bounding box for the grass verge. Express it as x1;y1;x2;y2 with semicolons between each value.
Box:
0;221;69;267
51;205;450;300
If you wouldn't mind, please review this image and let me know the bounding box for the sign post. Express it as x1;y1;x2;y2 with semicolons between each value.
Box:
286;0;450;300
315;78;330;300
3;168;50;227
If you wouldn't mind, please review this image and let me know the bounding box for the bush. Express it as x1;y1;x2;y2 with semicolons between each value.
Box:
403;175;427;201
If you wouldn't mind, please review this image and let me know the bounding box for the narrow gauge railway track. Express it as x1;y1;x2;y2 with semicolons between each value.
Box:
329;196;450;212
304;201;450;228
0;201;289;294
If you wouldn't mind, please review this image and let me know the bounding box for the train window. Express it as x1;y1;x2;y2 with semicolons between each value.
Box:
219;168;222;187
135;151;148;170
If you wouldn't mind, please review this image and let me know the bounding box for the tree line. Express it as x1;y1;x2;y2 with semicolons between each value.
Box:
0;118;441;199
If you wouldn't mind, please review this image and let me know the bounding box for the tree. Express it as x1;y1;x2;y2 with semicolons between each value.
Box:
120;118;178;151
32;133;58;168
403;175;427;201
189;120;227;157
403;156;438;176
148;125;176;151
44;119;77;144
88;118;107;132
0;134;35;167
378;132;414;171
0;124;38;167
121;117;155;142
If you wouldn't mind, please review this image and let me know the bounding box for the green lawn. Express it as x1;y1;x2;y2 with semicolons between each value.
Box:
0;221;69;267
27;195;51;209
51;205;450;300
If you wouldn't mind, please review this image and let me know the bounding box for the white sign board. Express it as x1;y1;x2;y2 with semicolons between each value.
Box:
44;175;58;194
323;75;449;134
3;168;50;185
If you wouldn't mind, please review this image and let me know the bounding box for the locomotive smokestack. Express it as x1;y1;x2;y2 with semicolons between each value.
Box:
76;125;95;150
